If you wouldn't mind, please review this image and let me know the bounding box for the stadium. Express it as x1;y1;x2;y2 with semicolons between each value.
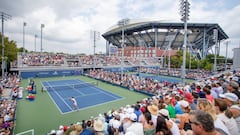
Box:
1;1;240;135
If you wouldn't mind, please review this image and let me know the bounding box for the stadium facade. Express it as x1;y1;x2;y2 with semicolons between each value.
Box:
102;20;228;59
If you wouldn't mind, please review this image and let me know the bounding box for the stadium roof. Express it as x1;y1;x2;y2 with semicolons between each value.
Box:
102;20;228;58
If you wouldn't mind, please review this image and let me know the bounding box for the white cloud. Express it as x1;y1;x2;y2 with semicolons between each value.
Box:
1;0;240;57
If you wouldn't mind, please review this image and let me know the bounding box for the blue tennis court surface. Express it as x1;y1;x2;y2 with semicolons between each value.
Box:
42;79;122;114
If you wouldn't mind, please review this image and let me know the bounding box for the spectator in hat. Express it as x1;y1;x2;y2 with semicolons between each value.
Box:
159;109;180;135
176;100;191;131
214;98;239;135
219;93;239;107
121;113;132;134
125;113;144;135
227;81;240;99
93;118;105;135
184;92;196;110
64;123;75;135
56;125;64;135
147;105;158;127
108;112;121;135
70;124;83;135
229;105;240;128
232;76;239;83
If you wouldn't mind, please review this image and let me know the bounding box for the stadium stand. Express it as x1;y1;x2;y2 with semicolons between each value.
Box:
21;52;64;67
46;69;240;135
14;53;161;68
0;74;19;134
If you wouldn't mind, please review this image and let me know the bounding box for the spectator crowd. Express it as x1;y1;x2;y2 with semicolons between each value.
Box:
47;69;240;135
137;67;212;80
0;73;19;135
14;53;161;68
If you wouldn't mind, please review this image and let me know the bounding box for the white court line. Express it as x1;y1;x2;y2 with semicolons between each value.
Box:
62;92;102;100
75;79;121;99
44;79;123;115
42;81;65;114
66;83;86;96
15;129;34;135
61;79;124;115
62;97;125;115
46;81;73;113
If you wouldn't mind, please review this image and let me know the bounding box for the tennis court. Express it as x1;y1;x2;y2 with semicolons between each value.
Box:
42;79;122;114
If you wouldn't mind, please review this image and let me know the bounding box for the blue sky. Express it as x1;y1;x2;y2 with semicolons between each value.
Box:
0;0;240;57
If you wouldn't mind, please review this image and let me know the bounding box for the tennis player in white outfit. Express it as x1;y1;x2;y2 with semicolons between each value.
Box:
70;97;78;110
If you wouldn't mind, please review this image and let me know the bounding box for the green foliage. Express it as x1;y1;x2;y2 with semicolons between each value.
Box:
169;50;217;71
0;33;19;72
18;47;24;52
169;49;235;71
171;56;182;68
190;60;198;69
204;62;213;70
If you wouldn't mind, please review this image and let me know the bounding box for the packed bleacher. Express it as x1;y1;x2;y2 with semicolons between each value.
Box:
21;52;64;66
137;67;212;80
89;69;170;94
46;69;240;135
0;73;20;135
15;53;161;68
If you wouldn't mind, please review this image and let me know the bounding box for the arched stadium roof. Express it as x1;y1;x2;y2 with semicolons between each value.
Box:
102;20;228;59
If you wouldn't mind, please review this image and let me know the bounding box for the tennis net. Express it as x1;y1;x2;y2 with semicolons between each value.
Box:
43;81;98;92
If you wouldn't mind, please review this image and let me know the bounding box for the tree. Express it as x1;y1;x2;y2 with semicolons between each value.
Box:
169;50;210;70
0;33;18;74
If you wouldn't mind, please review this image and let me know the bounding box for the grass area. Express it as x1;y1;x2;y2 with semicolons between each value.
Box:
14;75;149;135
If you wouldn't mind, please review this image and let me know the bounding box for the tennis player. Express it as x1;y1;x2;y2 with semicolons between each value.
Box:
70;97;78;110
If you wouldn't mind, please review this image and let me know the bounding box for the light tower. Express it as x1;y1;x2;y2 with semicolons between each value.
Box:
225;41;229;71
34;34;38;52
213;29;218;74
1;11;11;78
179;0;190;84
23;22;27;53
90;30;100;70
40;24;44;52
118;18;129;80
